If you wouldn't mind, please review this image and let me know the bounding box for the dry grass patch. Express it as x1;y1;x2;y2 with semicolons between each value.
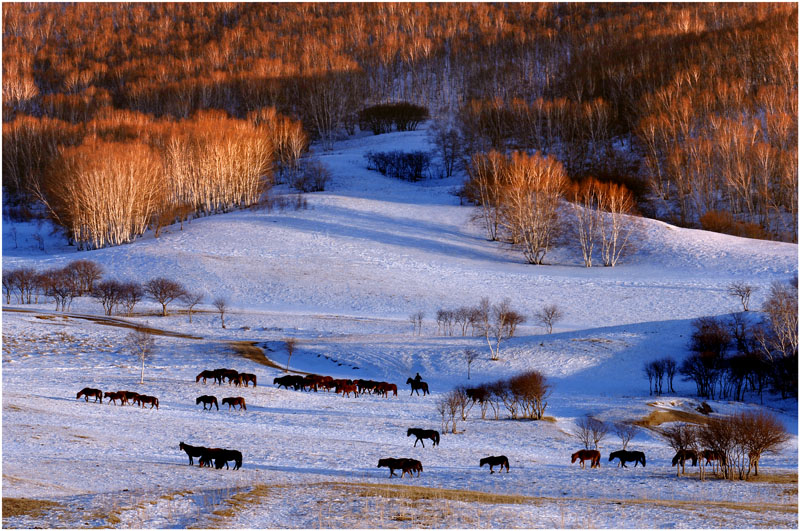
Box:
228;341;305;373
635;408;709;427
331;482;538;506
203;485;272;527
2;497;62;519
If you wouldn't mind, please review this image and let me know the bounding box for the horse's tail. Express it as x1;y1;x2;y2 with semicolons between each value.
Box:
433;432;440;446
252;375;257;387
154;398;159;409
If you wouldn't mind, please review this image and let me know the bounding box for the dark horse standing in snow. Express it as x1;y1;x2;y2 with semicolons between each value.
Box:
407;428;439;448
480;455;510;473
608;450;646;468
406;378;429;396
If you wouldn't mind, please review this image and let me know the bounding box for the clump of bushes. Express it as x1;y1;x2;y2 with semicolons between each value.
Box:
358;102;429;135
458;370;550;421
365;150;431;181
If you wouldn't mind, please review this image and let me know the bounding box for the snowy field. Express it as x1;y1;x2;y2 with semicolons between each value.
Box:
2;127;798;528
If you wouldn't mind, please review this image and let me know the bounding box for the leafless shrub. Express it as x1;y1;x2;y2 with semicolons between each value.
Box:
284;337;297;372
534;304;563;334
509;370;550;420
92;279;123;316
63;259;103;296
727;281;756;312
213;296;228;328
144;277;187;317
182;291;204;324
463;348;479;380
613;422;638;450
127;328;156;384
119;281;144;316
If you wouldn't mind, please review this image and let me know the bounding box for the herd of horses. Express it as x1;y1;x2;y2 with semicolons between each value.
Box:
272;374;402;398
76;387;159;409
196;368;257;387
80;371;733;479
179;442;242;470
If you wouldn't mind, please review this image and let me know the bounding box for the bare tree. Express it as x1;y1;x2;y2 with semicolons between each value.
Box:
64;259;103;296
728;282;756;312
408;310;424;335
2;270;13;304
213;296;228;328
613;422;638;450
464;348;479;380
127;328;156;384
535;304;563;334
119;281;144;316
739;411;789;477
436;395;452;433
473;298;525;360
509;370;550;420
445;389;466;433
145;277;187;317
182;291;204;324
284;337;297;372
92;279;123;316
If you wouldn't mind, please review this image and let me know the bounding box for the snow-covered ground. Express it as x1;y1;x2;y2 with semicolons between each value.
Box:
2;127;797;528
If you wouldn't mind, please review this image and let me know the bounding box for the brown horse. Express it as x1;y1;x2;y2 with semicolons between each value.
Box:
196;395;219;410
118;391;140;405
77;387;103;403
701;450;726;474
671;449;698;475
376;382;397;397
136;395;159;409
336;382;359;397
104;391;125;405
196;370;218;384
219;369;239;385
480;455;510;473
239;373;257;387
222;397;246;410
571;450;601;469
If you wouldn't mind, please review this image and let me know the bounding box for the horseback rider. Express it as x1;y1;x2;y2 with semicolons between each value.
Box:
413;372;422;383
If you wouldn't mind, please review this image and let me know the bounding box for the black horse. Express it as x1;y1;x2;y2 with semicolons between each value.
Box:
406;377;429;396
179;442;207;465
608;450;646;468
407;428;439;448
199;448;242;470
480;455;510;473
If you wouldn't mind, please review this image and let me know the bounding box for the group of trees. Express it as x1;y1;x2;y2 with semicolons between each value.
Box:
662;412;789;480
4;4;794;250
438;370;550;433
681;279;798;401
365;150;432;182
4;109;304;249
3;260;232;326
358;102;429;135
657;278;797;401
465;150;639;266
643;357;677;396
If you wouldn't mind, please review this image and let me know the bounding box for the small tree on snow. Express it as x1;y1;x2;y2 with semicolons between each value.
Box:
213;297;228;328
284;338;297;372
727;282;756;312
535;304;563;334
613;422;638;450
183;291;204;324
145;277;187;316
464;348;479;379
127;328;156;384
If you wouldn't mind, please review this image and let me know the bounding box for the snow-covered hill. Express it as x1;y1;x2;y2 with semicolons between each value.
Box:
2;126;797;528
